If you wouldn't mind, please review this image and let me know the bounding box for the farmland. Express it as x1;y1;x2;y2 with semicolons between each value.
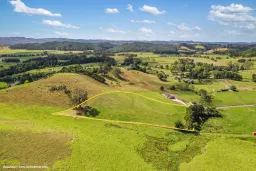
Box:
0;42;255;171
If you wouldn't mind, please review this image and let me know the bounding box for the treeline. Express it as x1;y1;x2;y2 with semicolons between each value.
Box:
0;53;46;57
0;72;53;84
2;58;20;63
109;42;178;54
226;44;256;57
10;42;115;51
60;65;107;83
0;54;116;78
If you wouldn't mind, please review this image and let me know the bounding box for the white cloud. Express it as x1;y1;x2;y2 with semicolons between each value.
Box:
8;32;20;35
55;31;68;36
209;4;256;25
130;20;155;24
140;5;166;15
168;22;201;31
227;30;241;35
106;28;125;34
10;0;61;17
127;4;134;12
180;33;200;38
105;8;119;14
139;28;155;36
42;20;80;29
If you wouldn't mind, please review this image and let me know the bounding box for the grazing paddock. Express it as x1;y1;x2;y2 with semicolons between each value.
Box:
203;107;256;134
87;92;186;127
180;138;256;171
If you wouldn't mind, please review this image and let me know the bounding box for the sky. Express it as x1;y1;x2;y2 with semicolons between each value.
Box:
0;0;256;42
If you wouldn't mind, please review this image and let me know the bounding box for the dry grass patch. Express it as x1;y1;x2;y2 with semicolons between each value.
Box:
0;131;72;168
0;73;110;108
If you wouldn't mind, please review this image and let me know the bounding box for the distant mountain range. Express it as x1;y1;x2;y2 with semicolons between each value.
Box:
0;37;255;46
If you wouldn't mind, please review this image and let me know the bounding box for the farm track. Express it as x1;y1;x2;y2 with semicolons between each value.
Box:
217;104;255;109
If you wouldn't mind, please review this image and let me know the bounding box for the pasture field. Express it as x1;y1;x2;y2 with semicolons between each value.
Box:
0;102;255;171
203;107;256;134
180;138;256;171
86;92;186;126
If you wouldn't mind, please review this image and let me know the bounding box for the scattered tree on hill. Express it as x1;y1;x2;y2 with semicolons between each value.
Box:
230;85;237;91
157;72;167;81
74;105;100;117
160;86;164;91
70;89;88;104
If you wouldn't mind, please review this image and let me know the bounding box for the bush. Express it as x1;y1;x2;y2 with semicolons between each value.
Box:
230;85;237;91
160;86;164;91
175;120;184;129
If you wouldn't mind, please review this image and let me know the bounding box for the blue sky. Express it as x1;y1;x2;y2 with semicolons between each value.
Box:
1;0;256;42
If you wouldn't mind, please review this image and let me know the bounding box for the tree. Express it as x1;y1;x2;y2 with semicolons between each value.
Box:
252;74;256;82
198;89;213;104
160;86;164;91
112;67;122;79
157;72;167;81
175;120;184;129
184;104;221;131
70;89;88;104
230;85;237;91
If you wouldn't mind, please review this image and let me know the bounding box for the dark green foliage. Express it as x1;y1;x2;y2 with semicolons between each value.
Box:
213;71;242;81
74;105;100;117
230;85;237;91
10;42;115;51
253;74;256;82
169;82;195;92
0;54;115;79
60;65;106;83
157;72;167;81
198;89;213;104
2;58;20;63
184;105;221;130
174;120;184;129
110;42;178;54
160;86;164;91
0;73;53;84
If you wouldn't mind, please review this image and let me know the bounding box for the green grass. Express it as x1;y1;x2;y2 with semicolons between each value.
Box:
0;103;180;171
213;91;256;106
0;82;8;89
203;107;256;134
180;138;256;171
0;100;255;170
87;92;186;126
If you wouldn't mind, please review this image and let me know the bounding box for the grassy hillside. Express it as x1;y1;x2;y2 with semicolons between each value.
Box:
86;92;186;126
0;103;255;170
0;73;111;108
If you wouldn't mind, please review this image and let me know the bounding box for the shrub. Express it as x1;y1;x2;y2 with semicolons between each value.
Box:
175;120;184;129
160;86;164;91
230;85;237;91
